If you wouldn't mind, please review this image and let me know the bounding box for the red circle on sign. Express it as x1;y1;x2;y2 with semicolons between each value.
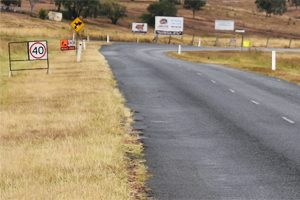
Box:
29;42;47;59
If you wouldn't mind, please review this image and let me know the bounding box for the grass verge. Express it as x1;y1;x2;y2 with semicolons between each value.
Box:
169;51;300;85
1;13;147;199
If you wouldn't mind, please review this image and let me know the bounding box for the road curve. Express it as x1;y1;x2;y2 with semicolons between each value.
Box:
101;43;300;200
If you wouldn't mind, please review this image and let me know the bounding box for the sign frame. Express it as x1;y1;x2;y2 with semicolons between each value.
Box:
155;16;184;35
8;40;50;76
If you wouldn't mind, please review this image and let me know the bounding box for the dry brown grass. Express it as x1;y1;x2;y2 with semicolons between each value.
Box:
0;12;147;199
169;51;300;85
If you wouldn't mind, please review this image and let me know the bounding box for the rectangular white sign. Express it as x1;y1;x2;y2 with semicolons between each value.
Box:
155;16;184;35
28;41;48;60
132;23;148;33
215;20;235;31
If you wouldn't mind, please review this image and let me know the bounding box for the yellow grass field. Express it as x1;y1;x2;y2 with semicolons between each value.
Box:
0;13;147;199
169;51;300;85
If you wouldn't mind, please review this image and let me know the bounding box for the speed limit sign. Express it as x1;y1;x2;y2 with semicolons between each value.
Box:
28;41;48;60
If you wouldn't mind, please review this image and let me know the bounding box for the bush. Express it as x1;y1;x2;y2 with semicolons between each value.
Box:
39;9;47;19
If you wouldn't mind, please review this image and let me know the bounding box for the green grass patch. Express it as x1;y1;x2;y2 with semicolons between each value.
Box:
169;51;300;85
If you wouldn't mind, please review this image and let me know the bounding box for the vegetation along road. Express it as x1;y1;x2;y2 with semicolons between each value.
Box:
102;43;300;199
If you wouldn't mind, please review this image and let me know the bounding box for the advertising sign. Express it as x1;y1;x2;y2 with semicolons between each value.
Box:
155;16;184;35
132;23;148;33
28;41;48;60
70;17;85;32
215;20;235;31
60;39;76;51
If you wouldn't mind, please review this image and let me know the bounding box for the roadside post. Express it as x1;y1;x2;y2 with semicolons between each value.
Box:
77;41;82;62
198;37;202;47
272;50;276;71
70;17;85;62
235;29;245;50
83;39;86;50
178;45;182;54
107;35;110;43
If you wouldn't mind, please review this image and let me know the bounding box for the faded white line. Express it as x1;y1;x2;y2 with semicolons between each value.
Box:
151;120;167;124
229;89;235;93
282;116;295;124
197;72;202;76
251;100;260;105
211;80;216;84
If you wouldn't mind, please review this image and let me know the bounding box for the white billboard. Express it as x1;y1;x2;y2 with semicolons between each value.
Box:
155;16;184;35
215;20;235;31
132;23;148;33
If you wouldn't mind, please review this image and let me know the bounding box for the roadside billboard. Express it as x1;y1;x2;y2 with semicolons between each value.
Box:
155;16;184;35
215;20;235;31
132;23;148;33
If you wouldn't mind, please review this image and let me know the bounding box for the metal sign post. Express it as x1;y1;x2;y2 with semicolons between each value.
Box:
8;41;50;77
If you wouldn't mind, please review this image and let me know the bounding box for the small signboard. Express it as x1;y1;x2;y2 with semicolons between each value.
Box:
235;29;245;33
28;41;48;60
70;17;85;32
155;16;184;35
132;23;148;33
60;39;76;51
215;20;235;31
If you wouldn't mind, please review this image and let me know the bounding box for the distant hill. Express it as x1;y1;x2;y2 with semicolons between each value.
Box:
3;0;300;39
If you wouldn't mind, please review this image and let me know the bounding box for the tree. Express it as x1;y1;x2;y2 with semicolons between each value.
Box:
60;0;100;19
54;0;64;12
255;0;287;16
141;0;177;26
184;0;206;19
1;0;21;7
29;0;39;16
101;2;127;24
292;0;300;8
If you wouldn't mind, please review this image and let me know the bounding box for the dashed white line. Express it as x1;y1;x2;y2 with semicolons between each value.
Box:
151;120;167;124
210;80;216;84
251;100;260;105
282;116;295;124
229;89;235;93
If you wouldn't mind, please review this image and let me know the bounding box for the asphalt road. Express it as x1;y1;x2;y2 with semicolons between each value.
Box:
101;43;300;200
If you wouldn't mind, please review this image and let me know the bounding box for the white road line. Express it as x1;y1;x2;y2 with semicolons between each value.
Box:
282;116;295;124
211;80;216;84
197;72;202;76
151;121;167;124
229;89;235;93
251;100;260;105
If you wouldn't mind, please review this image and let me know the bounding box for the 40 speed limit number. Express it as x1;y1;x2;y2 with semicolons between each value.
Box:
28;41;48;60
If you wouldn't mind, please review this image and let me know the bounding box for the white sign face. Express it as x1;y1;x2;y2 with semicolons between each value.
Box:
215;20;235;31
155;16;184;35
235;29;245;33
28;41;48;60
132;23;148;33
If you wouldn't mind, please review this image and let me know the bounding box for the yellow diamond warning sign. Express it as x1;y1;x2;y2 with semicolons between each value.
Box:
70;17;85;32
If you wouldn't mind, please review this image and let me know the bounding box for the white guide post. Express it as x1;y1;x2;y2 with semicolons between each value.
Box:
83;39;86;50
178;45;182;54
77;41;82;62
272;50;276;71
87;35;90;42
198;38;202;47
72;32;75;42
107;35;110;43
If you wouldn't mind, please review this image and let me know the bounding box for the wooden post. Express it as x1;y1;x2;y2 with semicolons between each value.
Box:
168;35;172;44
266;37;270;48
191;33;195;45
289;39;292;48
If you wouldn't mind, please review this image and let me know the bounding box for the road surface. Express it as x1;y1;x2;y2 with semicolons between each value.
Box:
101;43;300;200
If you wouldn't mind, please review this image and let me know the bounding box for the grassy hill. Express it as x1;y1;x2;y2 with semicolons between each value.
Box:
11;0;300;39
